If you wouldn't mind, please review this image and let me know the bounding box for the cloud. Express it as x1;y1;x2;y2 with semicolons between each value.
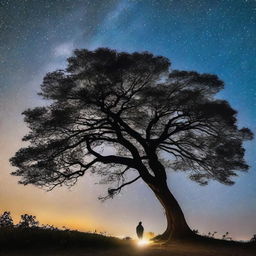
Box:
53;42;74;58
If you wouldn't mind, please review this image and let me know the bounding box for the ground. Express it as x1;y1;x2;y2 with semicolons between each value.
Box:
3;241;256;256
1;228;255;256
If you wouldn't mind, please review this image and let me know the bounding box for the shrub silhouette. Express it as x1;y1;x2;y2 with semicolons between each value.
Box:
0;212;14;228
18;214;39;228
250;234;256;242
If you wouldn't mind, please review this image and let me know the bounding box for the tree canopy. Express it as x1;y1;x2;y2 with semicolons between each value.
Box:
10;48;253;197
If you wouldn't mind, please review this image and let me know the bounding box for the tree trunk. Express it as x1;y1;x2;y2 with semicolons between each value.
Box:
148;180;195;241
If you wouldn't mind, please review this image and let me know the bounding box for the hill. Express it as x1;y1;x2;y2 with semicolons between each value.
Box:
0;227;256;256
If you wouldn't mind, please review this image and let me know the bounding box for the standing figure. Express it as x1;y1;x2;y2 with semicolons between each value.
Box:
136;221;144;239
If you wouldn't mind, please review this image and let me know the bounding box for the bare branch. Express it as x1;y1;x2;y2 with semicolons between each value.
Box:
99;175;141;201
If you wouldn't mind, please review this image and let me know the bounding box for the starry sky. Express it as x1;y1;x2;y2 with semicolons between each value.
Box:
0;0;256;240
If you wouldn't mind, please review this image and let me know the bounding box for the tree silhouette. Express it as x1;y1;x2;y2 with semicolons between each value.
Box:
250;234;256;242
0;211;13;228
18;214;39;228
10;48;253;240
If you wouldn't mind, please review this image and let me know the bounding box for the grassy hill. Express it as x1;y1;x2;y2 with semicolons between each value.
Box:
1;227;255;256
0;227;124;252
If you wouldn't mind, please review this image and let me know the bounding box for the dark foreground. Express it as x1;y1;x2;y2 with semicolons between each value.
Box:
2;242;256;256
0;228;255;256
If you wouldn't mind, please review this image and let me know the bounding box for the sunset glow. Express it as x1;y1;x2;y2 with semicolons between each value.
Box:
137;239;151;247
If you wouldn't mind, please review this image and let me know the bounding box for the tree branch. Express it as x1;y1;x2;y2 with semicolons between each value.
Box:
99;175;141;200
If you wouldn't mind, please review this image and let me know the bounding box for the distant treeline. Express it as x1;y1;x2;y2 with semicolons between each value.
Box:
0;211;124;252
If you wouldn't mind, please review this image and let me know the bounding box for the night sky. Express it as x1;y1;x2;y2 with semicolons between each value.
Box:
0;0;256;240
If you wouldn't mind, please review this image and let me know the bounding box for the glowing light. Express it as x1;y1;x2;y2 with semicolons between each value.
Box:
137;239;151;247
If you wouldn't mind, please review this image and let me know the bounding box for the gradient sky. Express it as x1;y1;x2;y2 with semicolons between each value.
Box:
0;0;256;240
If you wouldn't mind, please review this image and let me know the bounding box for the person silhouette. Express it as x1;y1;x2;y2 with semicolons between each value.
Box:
136;221;144;239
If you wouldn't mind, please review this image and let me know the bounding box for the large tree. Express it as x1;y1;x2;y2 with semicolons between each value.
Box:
10;48;253;241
